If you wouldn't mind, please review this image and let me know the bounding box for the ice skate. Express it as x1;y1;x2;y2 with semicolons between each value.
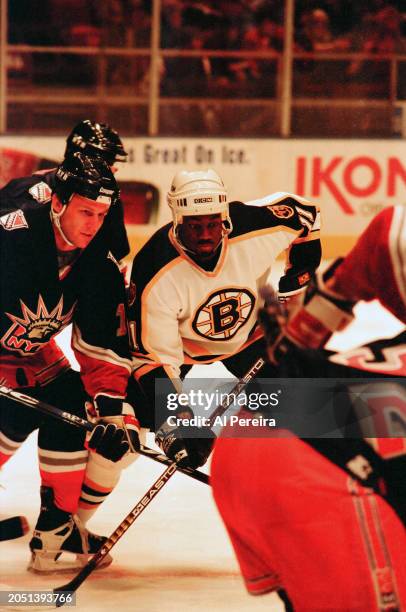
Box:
28;487;112;574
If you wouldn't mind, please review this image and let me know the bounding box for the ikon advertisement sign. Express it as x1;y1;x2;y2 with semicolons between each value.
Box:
294;153;406;219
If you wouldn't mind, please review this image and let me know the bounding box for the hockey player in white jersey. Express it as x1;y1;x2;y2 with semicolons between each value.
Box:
128;169;321;469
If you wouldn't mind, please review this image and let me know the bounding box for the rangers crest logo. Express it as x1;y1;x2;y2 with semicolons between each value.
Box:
192;288;255;340
28;181;52;204
268;204;294;219
349;382;406;459
1;295;76;355
0;209;28;231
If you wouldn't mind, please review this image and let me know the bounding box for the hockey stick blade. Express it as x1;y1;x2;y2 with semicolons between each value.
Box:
0;516;29;542
0;385;209;485
54;463;177;606
54;557;98;606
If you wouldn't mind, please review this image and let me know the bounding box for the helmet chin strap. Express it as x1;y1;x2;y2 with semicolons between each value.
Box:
50;202;76;248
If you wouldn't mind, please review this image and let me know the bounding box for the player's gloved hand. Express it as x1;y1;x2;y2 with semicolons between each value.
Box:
260;259;355;364
155;408;215;469
86;395;141;456
88;422;130;462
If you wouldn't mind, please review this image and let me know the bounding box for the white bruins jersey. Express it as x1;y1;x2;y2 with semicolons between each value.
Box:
129;193;321;381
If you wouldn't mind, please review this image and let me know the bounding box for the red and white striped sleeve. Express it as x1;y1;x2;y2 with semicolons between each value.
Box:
71;324;131;401
332;206;406;324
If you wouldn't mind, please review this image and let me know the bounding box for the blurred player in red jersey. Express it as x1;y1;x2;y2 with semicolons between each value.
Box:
211;205;406;611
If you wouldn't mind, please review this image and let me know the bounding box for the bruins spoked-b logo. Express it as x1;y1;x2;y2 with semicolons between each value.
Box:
268;204;294;219
192;288;255;340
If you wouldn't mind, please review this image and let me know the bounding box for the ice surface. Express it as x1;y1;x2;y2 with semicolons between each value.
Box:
1;434;284;611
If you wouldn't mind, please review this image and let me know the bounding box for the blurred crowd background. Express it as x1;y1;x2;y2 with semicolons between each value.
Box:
5;0;406;136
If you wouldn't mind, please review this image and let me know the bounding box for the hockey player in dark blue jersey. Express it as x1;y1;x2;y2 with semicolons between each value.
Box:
0;152;139;572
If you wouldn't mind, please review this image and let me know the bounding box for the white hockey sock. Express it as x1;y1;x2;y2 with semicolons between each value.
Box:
77;450;137;524
77;428;147;524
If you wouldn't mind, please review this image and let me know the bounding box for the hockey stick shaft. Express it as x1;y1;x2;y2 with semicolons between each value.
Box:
54;463;177;606
0;385;209;485
208;356;266;427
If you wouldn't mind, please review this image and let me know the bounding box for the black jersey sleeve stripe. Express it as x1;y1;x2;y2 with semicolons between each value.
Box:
129;223;180;354
229;197;317;239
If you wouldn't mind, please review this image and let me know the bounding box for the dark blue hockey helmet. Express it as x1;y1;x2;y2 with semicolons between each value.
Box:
54;152;119;207
64;120;128;166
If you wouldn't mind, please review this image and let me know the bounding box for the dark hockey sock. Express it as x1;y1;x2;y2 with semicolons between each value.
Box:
34;486;71;530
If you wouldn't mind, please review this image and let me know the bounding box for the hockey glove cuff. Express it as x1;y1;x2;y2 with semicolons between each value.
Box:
155;408;215;469
285;258;355;350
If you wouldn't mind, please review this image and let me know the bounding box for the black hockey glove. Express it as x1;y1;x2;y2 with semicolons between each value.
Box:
155;409;216;469
88;422;131;462
86;396;141;455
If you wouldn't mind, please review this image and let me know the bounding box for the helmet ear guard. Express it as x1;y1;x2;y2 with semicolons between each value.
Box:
65;119;128;165
54;152;119;207
167;169;232;241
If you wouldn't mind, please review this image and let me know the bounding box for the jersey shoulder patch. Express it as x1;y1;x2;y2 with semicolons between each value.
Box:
0;209;28;230
28;181;52;204
107;250;121;270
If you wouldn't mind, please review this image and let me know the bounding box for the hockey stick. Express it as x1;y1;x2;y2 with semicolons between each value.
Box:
0;385;209;485
54;462;177;606
0;515;29;542
208;356;266;427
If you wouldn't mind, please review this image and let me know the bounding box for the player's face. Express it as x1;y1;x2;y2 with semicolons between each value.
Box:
179;214;223;260
59;195;109;249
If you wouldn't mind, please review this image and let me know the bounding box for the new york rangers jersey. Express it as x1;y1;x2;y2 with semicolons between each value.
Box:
0;202;131;400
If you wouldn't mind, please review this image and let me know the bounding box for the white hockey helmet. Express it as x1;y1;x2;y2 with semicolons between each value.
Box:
167;169;232;236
